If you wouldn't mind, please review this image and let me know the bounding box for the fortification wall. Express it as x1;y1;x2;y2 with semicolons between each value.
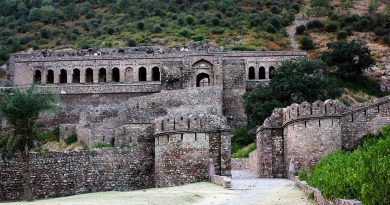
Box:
154;114;231;187
255;96;390;178
0;147;154;200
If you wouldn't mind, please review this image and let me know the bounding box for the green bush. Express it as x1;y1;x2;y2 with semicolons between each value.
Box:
191;34;204;41
297;167;312;181
295;25;306;35
95;141;112;149
325;22;338;32
38;127;60;143
64;134;77;145
306;125;390;205
299;35;315;50
232;143;256;158
306;20;324;30
336;30;348;40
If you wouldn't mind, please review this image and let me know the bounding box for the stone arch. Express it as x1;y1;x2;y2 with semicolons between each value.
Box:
152;66;160;81
139;67;147;81
34;70;42;84
125;67;133;82
196;73;210;87
99;68;106;83
259;66;266;79
46;69;54;84
86;68;93;83
59;69;67;83
193;59;213;87
248;66;255;79
269;66;275;79
72;69;80;83
112;67;120;82
192;59;213;68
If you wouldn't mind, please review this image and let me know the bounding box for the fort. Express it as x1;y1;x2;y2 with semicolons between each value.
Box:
2;45;389;201
0;45;304;200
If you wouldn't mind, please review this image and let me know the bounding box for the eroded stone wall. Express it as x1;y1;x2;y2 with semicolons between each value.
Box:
0;147;154;200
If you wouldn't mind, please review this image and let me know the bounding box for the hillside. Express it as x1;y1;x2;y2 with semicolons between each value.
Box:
0;0;303;65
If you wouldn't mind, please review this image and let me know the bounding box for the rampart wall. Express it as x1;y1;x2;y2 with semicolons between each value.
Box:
0;147;154;200
255;96;390;178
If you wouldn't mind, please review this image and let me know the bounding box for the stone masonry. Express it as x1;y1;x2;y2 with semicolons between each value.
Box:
254;96;390;178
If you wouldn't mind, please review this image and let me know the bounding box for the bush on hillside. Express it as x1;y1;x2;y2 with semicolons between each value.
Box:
300;35;315;50
295;25;306;35
306;20;324;30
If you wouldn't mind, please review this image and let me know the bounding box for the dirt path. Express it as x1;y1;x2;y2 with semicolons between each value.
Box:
2;171;313;205
287;17;308;51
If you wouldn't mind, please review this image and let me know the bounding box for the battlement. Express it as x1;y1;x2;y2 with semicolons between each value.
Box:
154;113;229;135
283;100;346;124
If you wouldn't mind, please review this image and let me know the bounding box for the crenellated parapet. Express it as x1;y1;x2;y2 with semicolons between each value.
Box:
154;113;230;136
283;100;346;125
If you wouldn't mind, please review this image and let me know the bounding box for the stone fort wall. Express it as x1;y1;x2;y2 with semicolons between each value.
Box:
0;147;154;200
255;96;390;178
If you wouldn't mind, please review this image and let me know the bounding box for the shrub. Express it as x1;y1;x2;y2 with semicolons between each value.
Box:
95;141;112;149
127;38;137;47
300;35;315;50
232;143;256;158
265;24;277;33
211;28;224;35
40;28;52;39
325;22;338;32
295;25;306;35
297;167;312;181
137;22;144;30
152;24;162;33
191;34;203;41
38;127;60;143
80;140;90;150
306;126;390;205
336;30;348;39
179;28;191;37
64;134;77;145
306;20;324;30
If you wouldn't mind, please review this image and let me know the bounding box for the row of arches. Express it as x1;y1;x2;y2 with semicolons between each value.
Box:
33;67;161;84
248;66;275;80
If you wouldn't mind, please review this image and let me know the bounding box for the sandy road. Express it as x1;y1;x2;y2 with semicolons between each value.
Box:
2;171;313;205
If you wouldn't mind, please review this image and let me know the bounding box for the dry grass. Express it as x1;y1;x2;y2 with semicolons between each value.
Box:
339;88;376;106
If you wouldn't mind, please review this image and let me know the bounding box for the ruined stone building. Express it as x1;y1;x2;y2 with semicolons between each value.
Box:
0;46;304;200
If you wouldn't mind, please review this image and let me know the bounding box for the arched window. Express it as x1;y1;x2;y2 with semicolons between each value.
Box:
99;68;106;83
259;66;266;79
196;73;210;87
269;66;275;79
248;66;255;79
125;67;133;82
112;67;120;82
139;67;147;81
59;69;67;83
152;66;160;81
34;70;41;84
72;69;80;83
47;69;54;84
86;68;93;83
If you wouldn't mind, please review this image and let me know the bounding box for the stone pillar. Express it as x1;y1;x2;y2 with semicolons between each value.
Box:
256;128;273;177
254;67;259;80
80;69;86;83
146;67;152;81
120;68;126;83
67;70;72;84
93;69;99;83
106;68;112;83
41;70;47;84
266;67;270;79
54;70;60;84
220;131;231;176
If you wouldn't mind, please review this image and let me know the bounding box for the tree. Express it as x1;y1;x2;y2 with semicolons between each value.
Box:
300;35;315;50
0;85;59;200
244;58;341;128
321;40;375;77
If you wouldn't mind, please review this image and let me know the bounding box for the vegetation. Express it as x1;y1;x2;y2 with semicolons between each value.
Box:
95;141;112;149
231;128;256;153
64;134;78;145
232;143;256;158
0;0;302;64
299;35;315;50
80;140;90;151
0;85;58;200
321;40;375;77
38;127;60;143
300;124;390;205
244;57;341;128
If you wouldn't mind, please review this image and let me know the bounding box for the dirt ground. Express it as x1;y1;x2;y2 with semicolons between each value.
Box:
2;171;313;205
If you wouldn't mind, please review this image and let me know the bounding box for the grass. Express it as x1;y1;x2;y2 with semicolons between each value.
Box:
232;143;256;158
